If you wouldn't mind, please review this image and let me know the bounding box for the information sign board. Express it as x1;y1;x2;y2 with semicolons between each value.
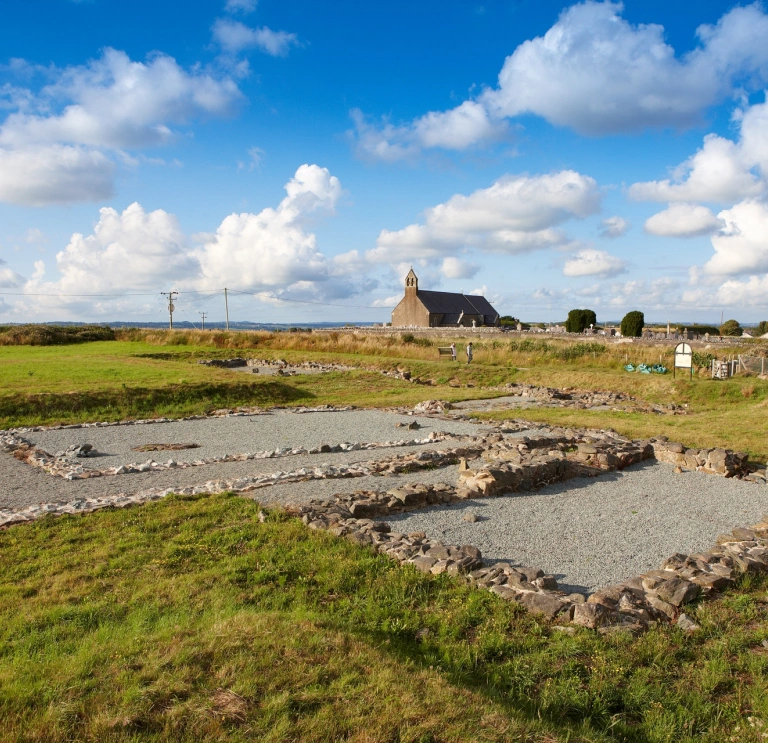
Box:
674;342;693;378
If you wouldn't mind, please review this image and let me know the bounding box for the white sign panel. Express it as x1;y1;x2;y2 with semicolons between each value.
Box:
674;342;692;369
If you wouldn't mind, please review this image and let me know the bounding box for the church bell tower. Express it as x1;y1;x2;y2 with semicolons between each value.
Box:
405;267;418;295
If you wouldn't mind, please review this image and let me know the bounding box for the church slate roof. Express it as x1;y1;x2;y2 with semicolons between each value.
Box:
416;290;497;318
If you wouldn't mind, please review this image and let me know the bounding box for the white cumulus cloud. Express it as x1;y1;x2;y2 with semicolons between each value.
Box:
644;202;725;237
483;2;768;135
224;0;257;13
628;133;763;204
350;102;507;161
0;144;114;206
0;49;241;206
6;164;362;319
599;216;629;238
198;164;343;291
563;249;626;277
441;256;479;279
46;202;197;295
703;199;768;275
367;170;600;264
350;2;768;160
0;258;24;288
212;19;300;57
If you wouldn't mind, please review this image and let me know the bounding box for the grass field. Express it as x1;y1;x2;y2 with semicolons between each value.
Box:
2;492;768;743
3;329;768;742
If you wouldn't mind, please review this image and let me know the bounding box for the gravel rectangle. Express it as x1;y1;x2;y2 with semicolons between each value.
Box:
385;462;768;593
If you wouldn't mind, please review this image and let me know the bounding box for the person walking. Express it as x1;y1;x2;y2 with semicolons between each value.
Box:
450;342;456;361
466;342;473;364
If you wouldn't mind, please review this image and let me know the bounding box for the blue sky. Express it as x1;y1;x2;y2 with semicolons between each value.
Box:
1;0;768;325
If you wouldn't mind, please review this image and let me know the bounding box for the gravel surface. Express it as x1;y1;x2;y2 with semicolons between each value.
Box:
19;410;487;468
386;461;768;593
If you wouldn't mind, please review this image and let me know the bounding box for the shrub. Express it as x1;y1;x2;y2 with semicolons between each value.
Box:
756;320;768;336
401;333;415;344
565;309;596;333
720;319;742;336
692;351;716;369
620;311;645;338
0;324;116;346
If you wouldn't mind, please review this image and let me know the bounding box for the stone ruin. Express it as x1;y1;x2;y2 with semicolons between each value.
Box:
2;403;767;636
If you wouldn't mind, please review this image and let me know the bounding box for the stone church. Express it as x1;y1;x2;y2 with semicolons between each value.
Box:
391;269;500;328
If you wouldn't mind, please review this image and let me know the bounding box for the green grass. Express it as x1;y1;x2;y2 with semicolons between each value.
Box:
2;494;768;742
4;334;768;741
0;342;508;427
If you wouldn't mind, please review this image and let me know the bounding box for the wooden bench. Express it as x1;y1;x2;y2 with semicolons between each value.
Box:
438;347;455;360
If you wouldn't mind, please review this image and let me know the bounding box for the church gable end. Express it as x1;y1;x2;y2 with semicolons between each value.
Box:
391;269;499;328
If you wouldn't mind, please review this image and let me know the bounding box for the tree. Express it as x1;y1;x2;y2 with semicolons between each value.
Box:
566;309;597;333
720;319;742;336
755;320;768;336
620;310;645;338
499;315;519;327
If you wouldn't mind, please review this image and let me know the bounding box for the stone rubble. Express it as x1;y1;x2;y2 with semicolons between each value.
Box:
488;383;686;415
650;437;752;479
198;357;354;374
0;429;473;481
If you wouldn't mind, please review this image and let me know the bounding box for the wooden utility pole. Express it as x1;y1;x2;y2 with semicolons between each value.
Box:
161;291;178;330
224;287;229;331
199;311;207;330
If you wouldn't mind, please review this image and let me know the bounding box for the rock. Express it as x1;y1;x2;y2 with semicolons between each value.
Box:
462;512;479;523
690;572;733;591
515;565;544;582
655;576;700;607
646;594;677;620
676;613;700;632
518;592;568;620
461;545;482;560
489;584;518;601
674;465;683;474
551;625;577;635
572;603;609;629
411;555;438;573
349;502;382;519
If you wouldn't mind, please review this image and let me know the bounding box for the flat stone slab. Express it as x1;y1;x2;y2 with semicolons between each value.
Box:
18;410;487;469
386;461;768;593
